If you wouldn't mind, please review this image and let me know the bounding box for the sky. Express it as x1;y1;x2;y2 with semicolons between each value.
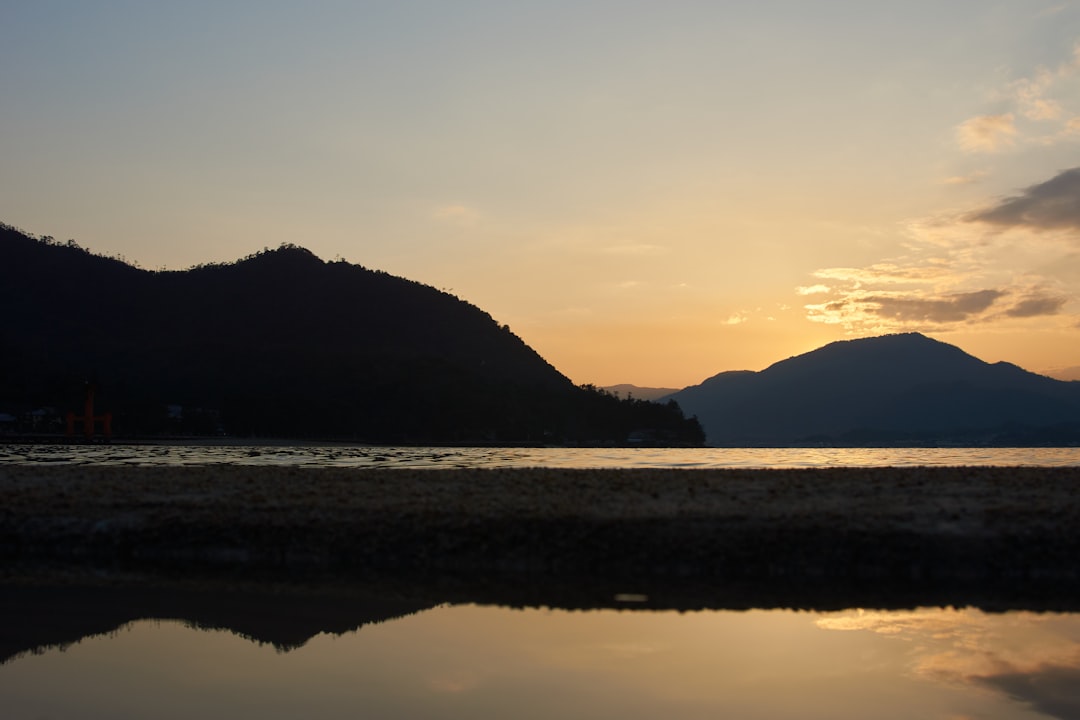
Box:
4;1;1080;387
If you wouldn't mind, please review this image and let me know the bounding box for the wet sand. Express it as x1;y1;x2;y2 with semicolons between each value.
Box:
2;464;1077;593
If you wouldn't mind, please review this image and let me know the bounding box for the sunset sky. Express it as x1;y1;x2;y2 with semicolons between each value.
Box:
4;1;1080;387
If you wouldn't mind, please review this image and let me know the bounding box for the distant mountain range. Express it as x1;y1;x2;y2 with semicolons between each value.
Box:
600;384;680;401
0;224;703;444
1051;365;1080;381
7;223;1076;448
665;333;1080;447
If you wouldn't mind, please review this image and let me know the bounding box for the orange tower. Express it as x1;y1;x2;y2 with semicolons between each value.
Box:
66;383;112;440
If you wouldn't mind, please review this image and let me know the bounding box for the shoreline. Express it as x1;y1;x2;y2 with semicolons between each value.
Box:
3;464;1079;607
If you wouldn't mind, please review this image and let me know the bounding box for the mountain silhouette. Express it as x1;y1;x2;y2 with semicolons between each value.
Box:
0;224;702;444
666;333;1080;446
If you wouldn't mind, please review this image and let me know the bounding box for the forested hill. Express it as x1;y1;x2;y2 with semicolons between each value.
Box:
0;224;703;444
667;333;1080;446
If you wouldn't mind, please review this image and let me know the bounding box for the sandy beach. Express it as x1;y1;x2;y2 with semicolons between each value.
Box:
2;464;1078;599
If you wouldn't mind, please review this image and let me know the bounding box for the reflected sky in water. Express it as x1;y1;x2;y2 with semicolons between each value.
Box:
4;605;1077;720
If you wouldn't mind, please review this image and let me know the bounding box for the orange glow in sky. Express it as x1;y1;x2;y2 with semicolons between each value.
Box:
3;3;1080;386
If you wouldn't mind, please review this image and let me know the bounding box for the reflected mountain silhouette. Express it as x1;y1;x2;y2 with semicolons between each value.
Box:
6;569;1080;665
0;580;436;664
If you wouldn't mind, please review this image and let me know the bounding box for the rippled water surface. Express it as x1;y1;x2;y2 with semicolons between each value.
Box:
1;443;1078;467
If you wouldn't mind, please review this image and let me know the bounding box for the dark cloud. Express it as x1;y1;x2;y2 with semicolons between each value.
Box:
977;664;1080;720
861;289;1004;323
1005;294;1067;318
967;167;1080;230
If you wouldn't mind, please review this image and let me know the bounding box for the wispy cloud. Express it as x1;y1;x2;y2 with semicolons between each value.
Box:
811;261;956;287
1014;67;1065;120
723;312;748;325
615;280;644;290
1045;364;1080;380
956;113;1017;153
954;43;1080;153
818;609;1080;720
433;204;483;227
804;261;1070;331
942;170;988;186
801;169;1080;332
795;284;830;295
1036;4;1070;19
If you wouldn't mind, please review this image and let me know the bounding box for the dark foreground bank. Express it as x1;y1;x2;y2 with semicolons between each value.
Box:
2;464;1079;608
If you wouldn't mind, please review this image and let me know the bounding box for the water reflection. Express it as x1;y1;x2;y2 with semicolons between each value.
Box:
818;608;1080;720
2;584;1078;719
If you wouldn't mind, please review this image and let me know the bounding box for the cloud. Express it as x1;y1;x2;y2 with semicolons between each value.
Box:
812;261;955;287
808;289;1006;327
806;283;1068;330
433;204;483;227
977;663;1080;720
1046;364;1080;380
795;284;830;295
723;312;748;325
1031;118;1080;145
802;222;1074;331
956;114;1018;153
952;44;1080;153
1036;4;1069;18
966;166;1080;231
818;609;1080;720
801;164;1080;333
862;289;1005;323
815;609;981;637
942;170;988;186
1014;67;1065;120
1025;97;1065;121
1005;293;1068;317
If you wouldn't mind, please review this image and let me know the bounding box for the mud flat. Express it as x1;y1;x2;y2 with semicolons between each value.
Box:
2;464;1079;608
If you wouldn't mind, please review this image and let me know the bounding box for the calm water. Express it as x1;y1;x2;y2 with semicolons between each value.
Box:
2;443;1080;467
4;443;1078;718
3;603;1078;720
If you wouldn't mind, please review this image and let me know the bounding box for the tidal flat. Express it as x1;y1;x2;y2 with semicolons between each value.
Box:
2;465;1078;609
